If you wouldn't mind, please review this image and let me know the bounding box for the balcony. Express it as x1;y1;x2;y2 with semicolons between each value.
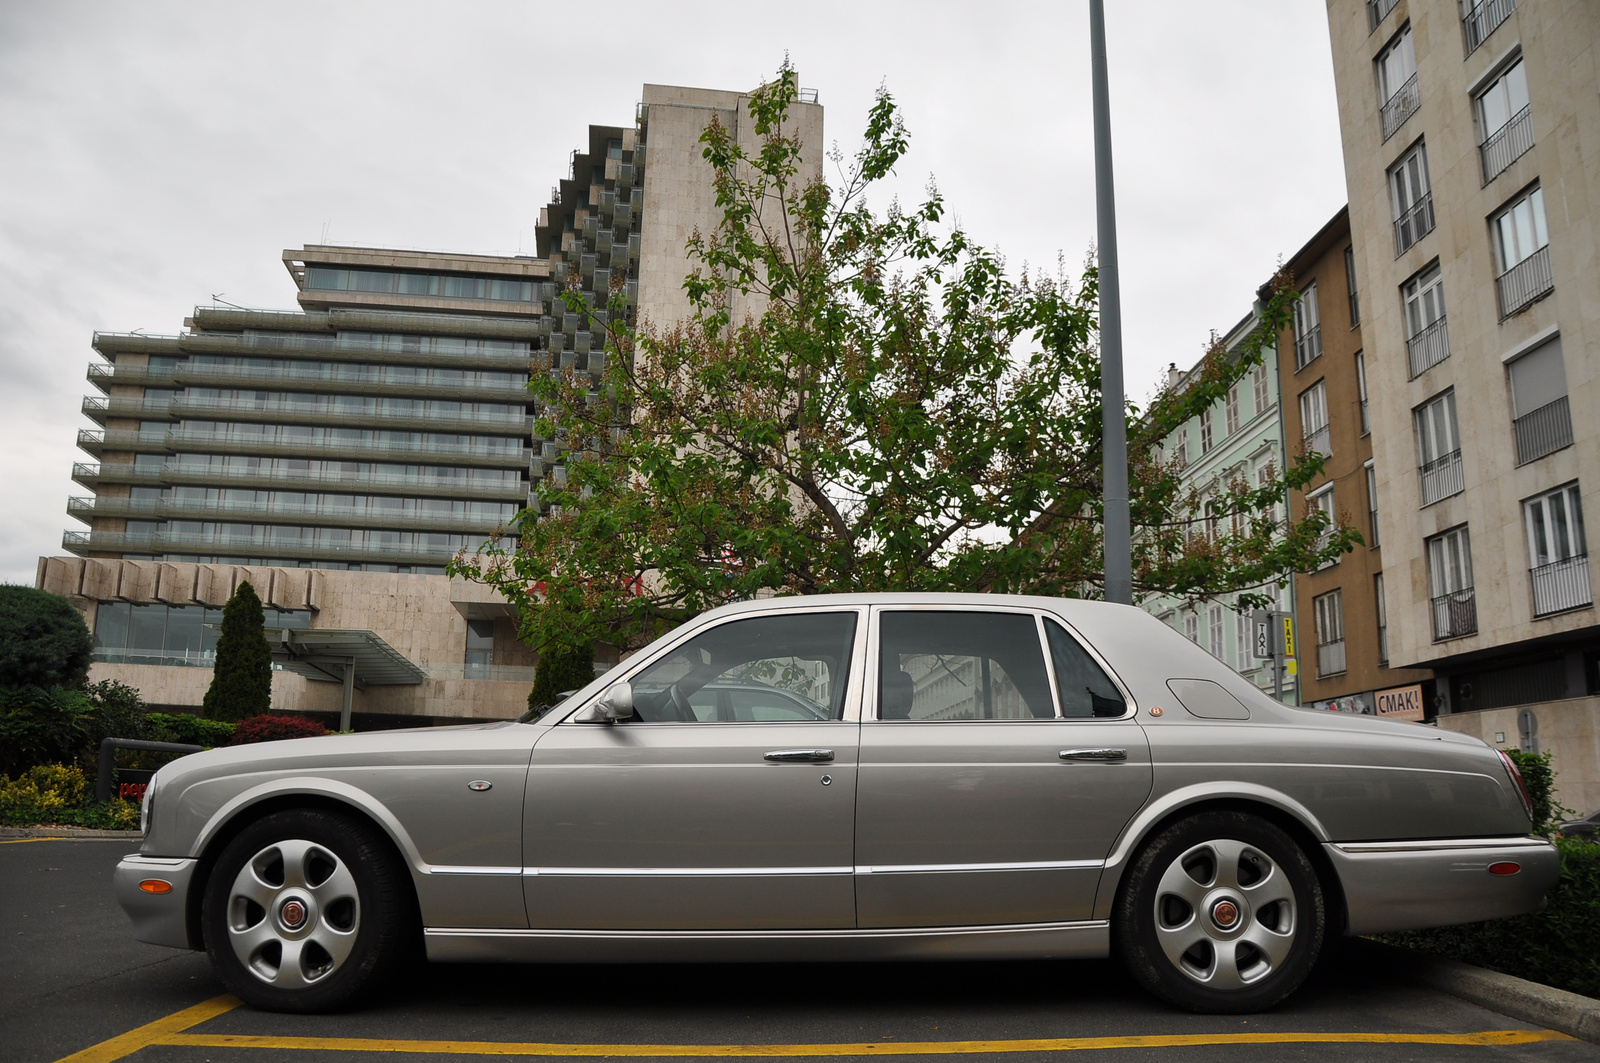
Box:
1513;395;1573;465
1463;0;1515;55
74;461;528;501
1317;639;1347;678
85;361;532;404
1406;317;1451;377
1481;106;1534;184
1381;74;1420;141
1431;587;1478;640
1531;554;1593;617
1294;324;1322;369
78;427;529;469
1497;246;1553;317
62;529;472;567
1419;449;1464;506
1393;193;1436;256
67;496;512;536
1303;424;1331;459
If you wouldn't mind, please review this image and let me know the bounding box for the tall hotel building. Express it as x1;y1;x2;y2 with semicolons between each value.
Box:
39;82;823;726
1326;2;1600;808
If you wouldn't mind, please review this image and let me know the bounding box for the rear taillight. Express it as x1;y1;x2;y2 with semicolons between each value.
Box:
1497;749;1536;824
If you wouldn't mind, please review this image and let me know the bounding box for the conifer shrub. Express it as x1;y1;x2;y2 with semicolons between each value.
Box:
202;582;273;722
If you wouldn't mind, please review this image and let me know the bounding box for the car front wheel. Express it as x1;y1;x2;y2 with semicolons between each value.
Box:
1114;811;1325;1013
201;809;413;1012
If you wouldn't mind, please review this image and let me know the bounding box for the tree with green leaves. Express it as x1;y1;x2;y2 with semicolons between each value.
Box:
0;585;93;690
454;64;1356;654
202;581;273;722
527;644;597;715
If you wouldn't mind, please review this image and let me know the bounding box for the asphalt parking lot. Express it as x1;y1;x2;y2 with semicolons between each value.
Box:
4;836;1596;1063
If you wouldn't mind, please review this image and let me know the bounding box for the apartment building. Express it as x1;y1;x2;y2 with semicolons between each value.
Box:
1146;309;1297;702
40;81;823;726
1272;206;1432;715
1327;1;1600;809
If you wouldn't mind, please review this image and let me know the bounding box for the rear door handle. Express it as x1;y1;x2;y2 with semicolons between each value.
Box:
764;749;835;763
1060;748;1128;762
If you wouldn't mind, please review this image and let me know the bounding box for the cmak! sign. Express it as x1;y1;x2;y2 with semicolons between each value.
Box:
1375;683;1425;721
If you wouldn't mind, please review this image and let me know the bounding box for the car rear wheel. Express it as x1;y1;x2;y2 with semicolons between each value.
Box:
1114;811;1325;1013
201;809;412;1012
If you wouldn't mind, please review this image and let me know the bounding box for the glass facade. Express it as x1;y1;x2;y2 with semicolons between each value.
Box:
92;601;310;666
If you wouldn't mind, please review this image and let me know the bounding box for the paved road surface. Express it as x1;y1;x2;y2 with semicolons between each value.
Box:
3;837;1595;1063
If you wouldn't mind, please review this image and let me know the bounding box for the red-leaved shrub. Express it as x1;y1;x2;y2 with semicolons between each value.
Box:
227;714;329;746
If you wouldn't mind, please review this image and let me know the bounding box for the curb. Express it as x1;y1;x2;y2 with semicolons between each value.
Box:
1362;940;1600;1044
0;826;141;841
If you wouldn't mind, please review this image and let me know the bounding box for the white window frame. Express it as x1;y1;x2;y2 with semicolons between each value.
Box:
1307;482;1337;569
1376;24;1416;104
1365;460;1380;548
1255;459;1279;526
1476;56;1529;144
1300;380;1330;457
1402;263;1446;340
1252;363;1270;415
1225;384;1241;435
1235;609;1252;672
1414;390;1460;467
1200;406;1214;454
1374;572;1388;664
1428;525;1474;597
1293;282;1322;369
1184;612;1199;644
1355;350;1370;435
1207;603;1225;660
1524;482;1586;569
1493;185;1549;273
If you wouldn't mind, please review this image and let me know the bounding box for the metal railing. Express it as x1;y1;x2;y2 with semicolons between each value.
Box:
1531;554;1593;617
1420;449;1464;505
63;529;477;565
69;495;511;534
1406;317;1451;377
1464;0;1515;54
1294;324;1322;369
74;461;528;500
1317;639;1347;677
1382;74;1421;141
1481;106;1534;183
85;362;532;402
96;738;204;804
1497;245;1553;317
1432;587;1478;640
1393;193;1436;255
1303;424;1331;458
1513;396;1573;465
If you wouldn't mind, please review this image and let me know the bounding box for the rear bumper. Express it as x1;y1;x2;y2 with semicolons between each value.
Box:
113;854;199;950
1325;836;1559;935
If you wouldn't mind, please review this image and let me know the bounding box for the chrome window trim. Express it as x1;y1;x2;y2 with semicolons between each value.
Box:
558;604;870;724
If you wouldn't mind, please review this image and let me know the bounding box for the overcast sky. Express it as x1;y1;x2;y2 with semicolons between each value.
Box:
0;1;1346;586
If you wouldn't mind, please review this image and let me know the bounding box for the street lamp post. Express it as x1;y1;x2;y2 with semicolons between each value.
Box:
1090;0;1132;606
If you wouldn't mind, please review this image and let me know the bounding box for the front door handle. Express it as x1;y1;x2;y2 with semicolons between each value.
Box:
1060;748;1128;762
764;749;835;763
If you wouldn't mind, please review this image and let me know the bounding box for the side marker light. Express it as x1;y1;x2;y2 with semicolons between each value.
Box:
1488;862;1521;876
138;880;173;894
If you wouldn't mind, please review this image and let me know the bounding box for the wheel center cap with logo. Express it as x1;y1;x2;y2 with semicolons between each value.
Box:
280;899;307;928
1211;899;1240;929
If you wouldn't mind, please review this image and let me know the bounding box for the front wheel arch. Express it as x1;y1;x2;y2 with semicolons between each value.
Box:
187;794;420;955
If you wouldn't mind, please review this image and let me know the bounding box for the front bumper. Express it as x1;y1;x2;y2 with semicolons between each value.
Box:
1325;836;1559;935
113;854;200;950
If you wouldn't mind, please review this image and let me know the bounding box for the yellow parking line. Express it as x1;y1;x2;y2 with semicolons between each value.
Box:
54;995;241;1063
161;1028;1574;1055
0;836;69;844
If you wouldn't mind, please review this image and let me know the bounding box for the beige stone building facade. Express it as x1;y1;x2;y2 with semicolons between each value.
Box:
41;79;823;727
1272;207;1432;715
1327;0;1600;810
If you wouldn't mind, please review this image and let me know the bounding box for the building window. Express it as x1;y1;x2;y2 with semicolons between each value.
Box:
1390;141;1436;255
1204;489;1221;541
1184;612;1199;644
1314;590;1347;677
1307;483;1337;568
1414;390;1463;506
1235;608;1251;672
1368;0;1399;31
1377;24;1420;140
1225;384;1241;435
1252;363;1270;415
1356;351;1370;435
1255;459;1279;526
1208;603;1225;660
1365;461;1380;548
1494;186;1553;317
1402;262;1450;377
1293;282;1322;369
1427;525;1477;640
1345;245;1361;326
1300;380;1330;458
1478;57;1533;183
1463;0;1516;56
1374;572;1389;665
1172;425;1189;470
1200;407;1214;454
465;619;496;677
1525;483;1591;617
1509;336;1573;465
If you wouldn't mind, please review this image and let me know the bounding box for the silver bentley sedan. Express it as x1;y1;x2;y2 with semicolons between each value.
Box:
115;594;1557;1015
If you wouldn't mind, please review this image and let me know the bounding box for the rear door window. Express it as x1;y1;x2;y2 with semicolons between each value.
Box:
877;611;1055;720
1044;618;1127;718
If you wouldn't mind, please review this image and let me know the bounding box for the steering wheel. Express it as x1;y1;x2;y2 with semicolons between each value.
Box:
667;682;696;722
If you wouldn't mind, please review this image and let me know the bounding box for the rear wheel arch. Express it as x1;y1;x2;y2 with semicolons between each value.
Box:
186;793;420;953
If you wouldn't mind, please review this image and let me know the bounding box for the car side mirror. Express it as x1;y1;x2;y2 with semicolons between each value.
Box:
590;681;635;722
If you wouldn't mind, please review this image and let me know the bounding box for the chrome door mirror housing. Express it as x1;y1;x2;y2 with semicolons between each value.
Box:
578;681;634;723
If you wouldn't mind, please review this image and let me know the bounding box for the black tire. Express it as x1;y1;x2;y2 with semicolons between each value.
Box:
1113;811;1325;1013
201;808;413;1012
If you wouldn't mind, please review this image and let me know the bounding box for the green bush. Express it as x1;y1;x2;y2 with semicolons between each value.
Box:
0;585;93;690
145;712;235;748
528;644;596;715
0;686;96;777
0;763;139;830
1504;748;1569;834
